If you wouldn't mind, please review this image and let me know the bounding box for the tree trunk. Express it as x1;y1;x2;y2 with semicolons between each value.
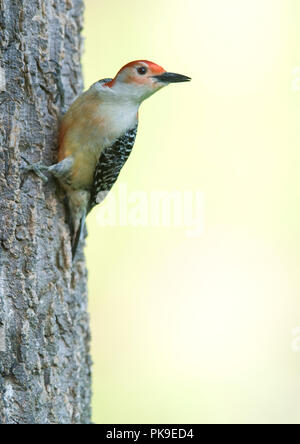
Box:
0;0;91;424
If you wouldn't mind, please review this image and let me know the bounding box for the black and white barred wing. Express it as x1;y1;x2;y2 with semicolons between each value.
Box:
89;124;138;212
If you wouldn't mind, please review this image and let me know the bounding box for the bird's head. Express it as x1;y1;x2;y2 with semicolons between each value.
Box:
105;60;191;103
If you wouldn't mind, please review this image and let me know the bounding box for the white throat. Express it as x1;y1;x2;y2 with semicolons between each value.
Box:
92;81;139;144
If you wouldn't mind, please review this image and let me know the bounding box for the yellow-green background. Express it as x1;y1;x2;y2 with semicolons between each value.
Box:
83;0;300;424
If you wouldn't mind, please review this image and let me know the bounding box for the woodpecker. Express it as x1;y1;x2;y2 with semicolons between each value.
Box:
23;60;191;259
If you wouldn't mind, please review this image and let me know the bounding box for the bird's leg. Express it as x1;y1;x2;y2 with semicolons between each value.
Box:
21;155;74;186
21;156;50;183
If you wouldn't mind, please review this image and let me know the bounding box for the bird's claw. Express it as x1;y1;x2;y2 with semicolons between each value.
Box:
21;156;49;183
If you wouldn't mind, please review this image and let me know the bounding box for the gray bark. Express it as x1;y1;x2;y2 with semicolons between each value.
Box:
0;0;91;424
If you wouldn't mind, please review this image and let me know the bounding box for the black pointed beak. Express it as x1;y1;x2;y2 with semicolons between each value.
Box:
152;72;191;83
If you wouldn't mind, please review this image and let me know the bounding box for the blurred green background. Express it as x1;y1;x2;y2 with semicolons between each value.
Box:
83;0;300;424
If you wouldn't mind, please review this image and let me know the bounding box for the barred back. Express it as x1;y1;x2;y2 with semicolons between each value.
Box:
89;124;138;212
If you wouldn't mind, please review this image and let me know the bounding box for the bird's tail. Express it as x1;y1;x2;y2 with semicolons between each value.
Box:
72;211;87;260
66;190;91;261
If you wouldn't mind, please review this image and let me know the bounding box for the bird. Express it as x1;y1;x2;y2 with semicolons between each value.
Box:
23;60;191;259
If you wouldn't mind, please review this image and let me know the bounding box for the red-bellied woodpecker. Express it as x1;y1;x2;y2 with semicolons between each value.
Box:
23;60;191;259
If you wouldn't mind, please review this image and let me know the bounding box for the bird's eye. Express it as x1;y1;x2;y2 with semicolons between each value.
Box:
137;66;147;75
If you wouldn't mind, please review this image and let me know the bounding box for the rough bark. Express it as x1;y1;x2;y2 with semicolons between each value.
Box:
0;0;91;424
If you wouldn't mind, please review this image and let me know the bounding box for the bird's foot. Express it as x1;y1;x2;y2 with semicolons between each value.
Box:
21;156;49;183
